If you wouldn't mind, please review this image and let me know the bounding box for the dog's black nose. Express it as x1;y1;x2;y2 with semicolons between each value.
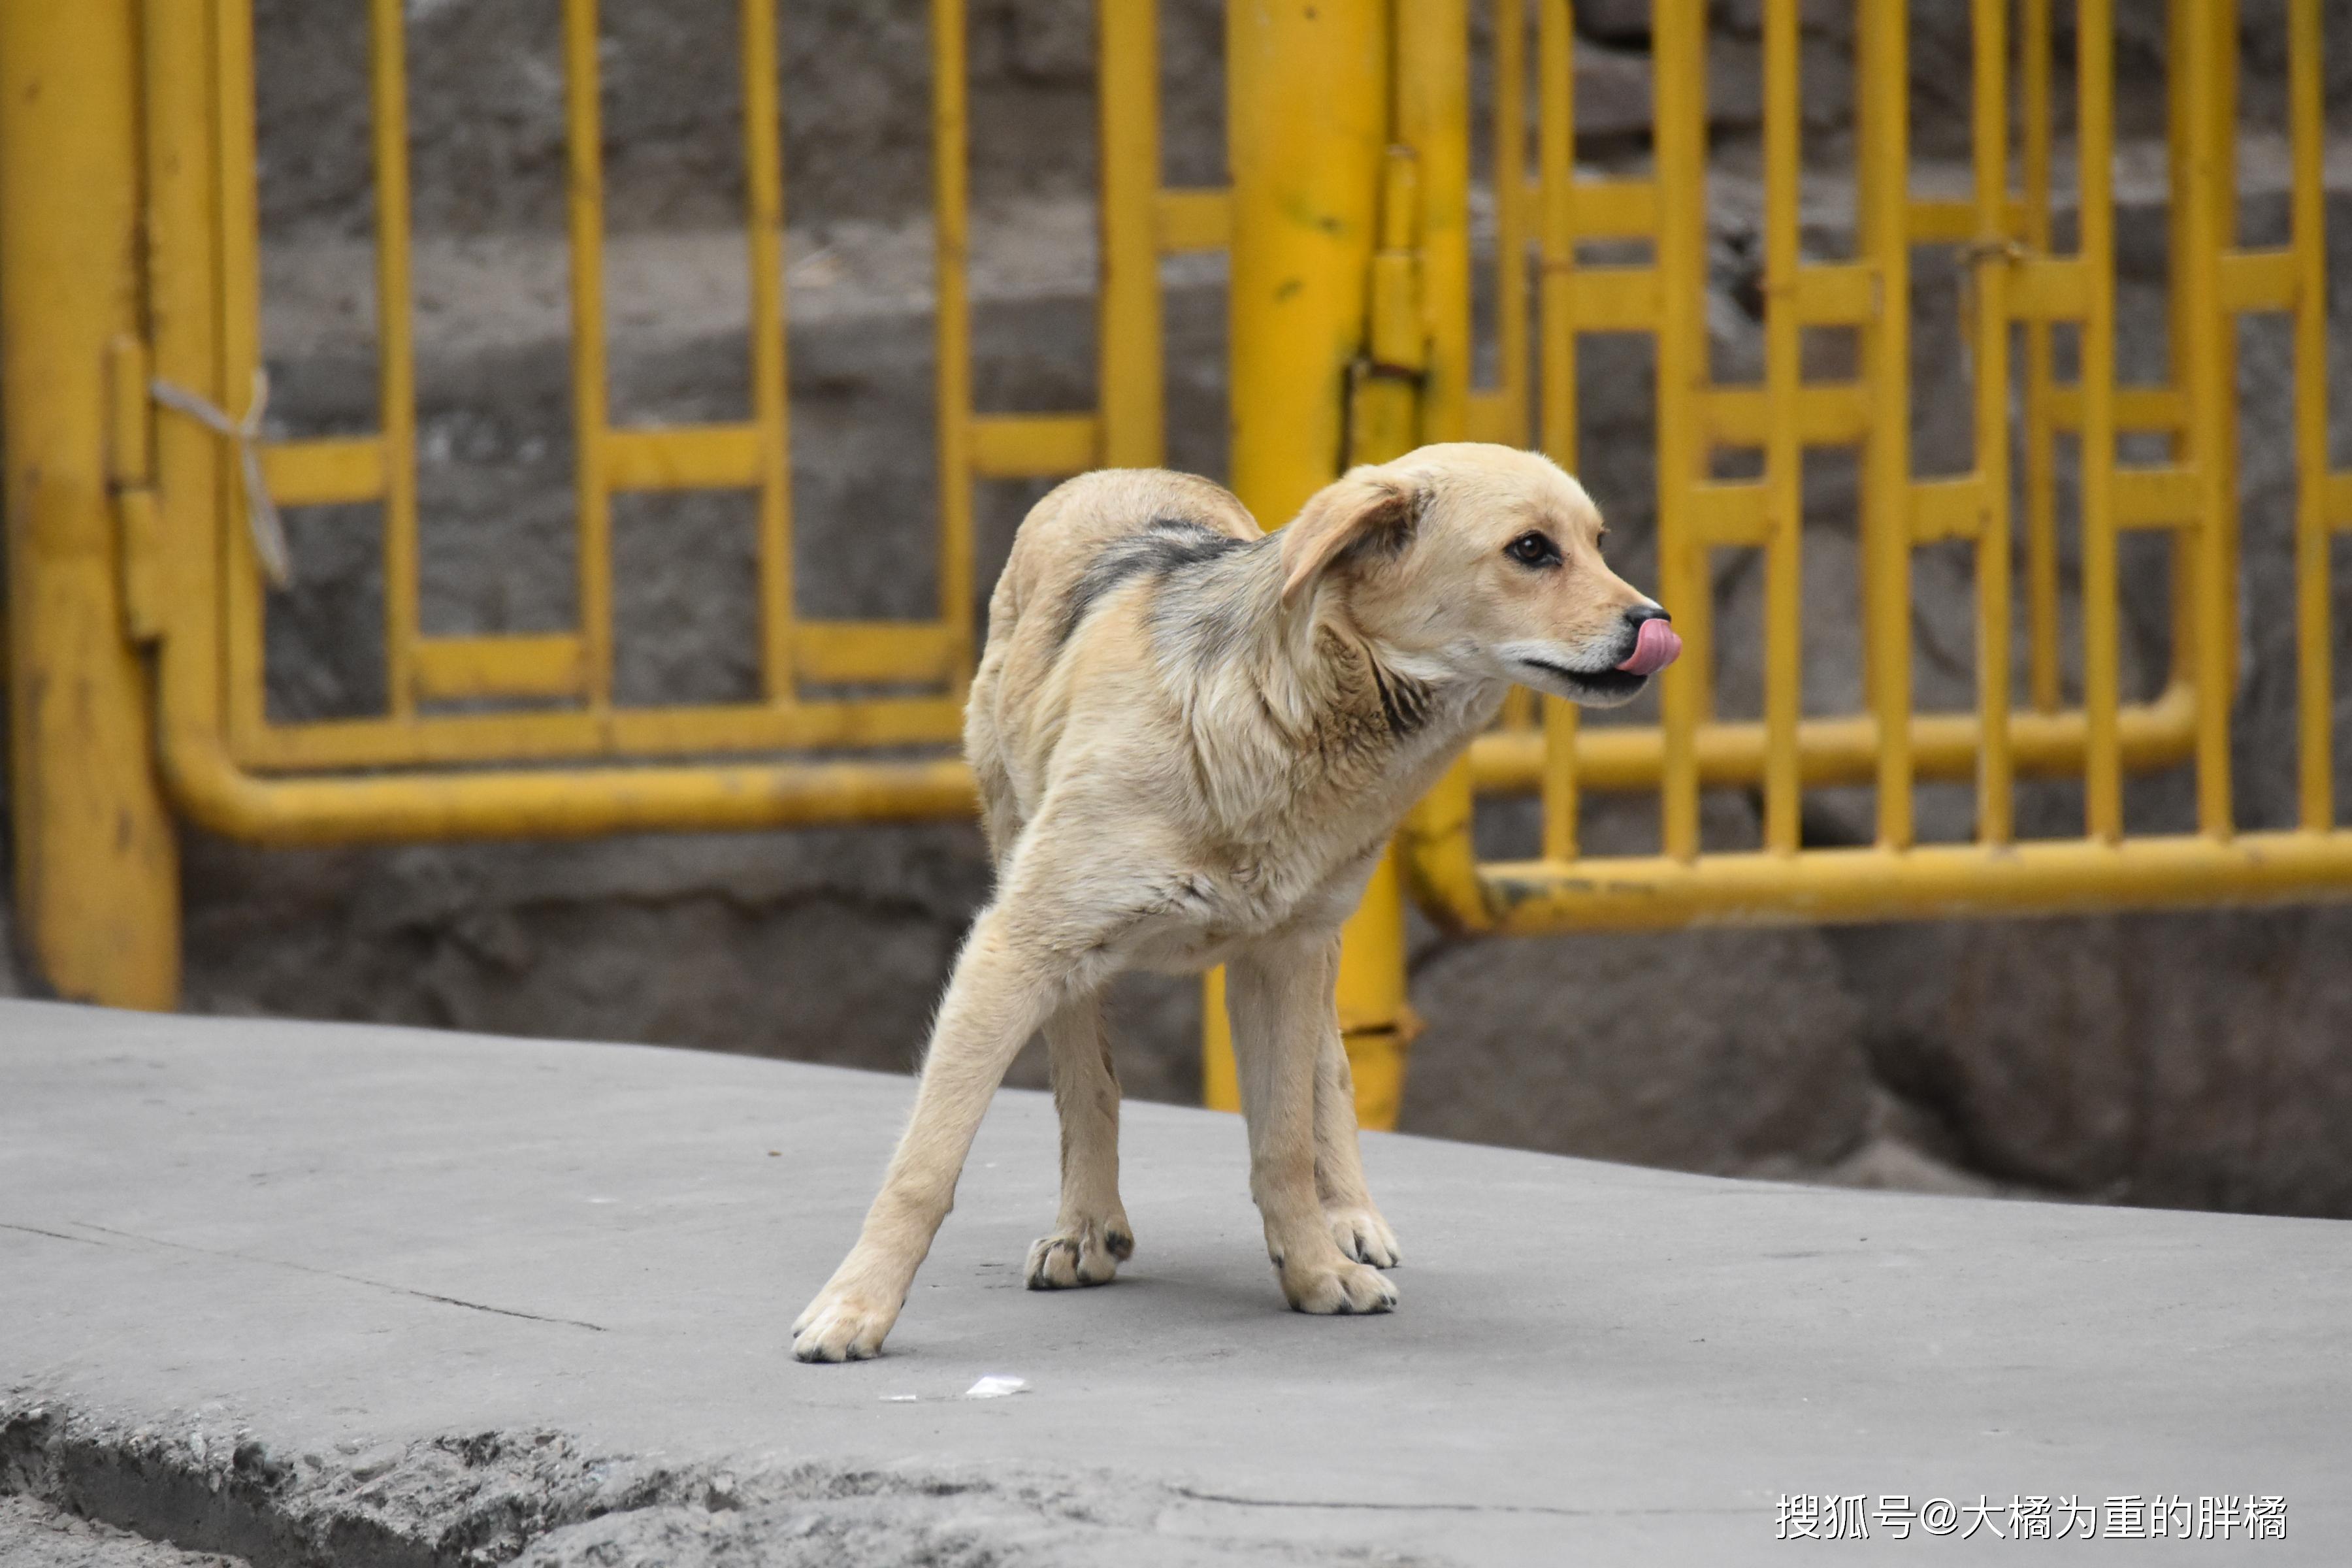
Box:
1625;603;1671;627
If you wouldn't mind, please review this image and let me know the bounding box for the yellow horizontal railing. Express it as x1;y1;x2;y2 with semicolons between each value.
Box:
411;636;586;702
159;727;977;847
1448;835;2352;934
1465;684;2195;796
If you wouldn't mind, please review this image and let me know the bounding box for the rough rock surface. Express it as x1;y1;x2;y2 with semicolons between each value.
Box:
3;1412;1354;1568
0;1496;244;1568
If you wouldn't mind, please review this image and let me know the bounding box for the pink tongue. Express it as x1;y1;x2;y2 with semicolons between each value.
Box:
1616;617;1682;676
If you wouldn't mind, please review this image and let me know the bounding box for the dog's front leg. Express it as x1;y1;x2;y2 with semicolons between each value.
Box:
1227;935;1399;1315
792;902;1079;1361
1306;935;1401;1269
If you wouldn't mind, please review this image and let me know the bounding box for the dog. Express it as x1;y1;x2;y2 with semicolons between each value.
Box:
791;442;1679;1362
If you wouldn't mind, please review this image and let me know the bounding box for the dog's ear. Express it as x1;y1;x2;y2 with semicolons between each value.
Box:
1278;468;1418;604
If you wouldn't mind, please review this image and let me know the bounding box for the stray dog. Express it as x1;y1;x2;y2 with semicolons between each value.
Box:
792;442;1678;1361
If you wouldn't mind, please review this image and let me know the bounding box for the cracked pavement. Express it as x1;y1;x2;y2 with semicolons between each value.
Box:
3;998;2348;1565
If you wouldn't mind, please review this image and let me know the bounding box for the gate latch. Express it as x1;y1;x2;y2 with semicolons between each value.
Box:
1347;146;1429;466
105;335;167;645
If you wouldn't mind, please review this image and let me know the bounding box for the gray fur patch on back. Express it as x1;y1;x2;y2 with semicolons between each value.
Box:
1054;517;1254;651
1152;580;1255;674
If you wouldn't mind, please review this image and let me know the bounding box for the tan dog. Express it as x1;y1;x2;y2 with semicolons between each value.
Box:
792;442;1678;1361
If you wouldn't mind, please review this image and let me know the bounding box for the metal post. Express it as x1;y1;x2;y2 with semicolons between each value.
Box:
1097;0;1166;467
0;0;180;1007
1206;0;1394;1122
1855;0;1914;849
1224;0;1388;518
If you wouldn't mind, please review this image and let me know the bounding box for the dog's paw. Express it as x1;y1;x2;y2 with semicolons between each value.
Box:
1326;1205;1401;1269
1024;1215;1134;1290
791;1288;898;1362
1279;1255;1399;1316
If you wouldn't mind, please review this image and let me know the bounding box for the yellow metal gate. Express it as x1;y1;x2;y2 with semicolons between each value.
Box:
1205;0;2352;1117
1379;0;2352;936
125;0;1213;840
3;0;1221;1004
5;1;2350;1115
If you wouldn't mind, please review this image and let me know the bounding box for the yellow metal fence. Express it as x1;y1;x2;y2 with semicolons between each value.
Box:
1399;0;2352;934
4;1;2349;1112
125;0;1232;845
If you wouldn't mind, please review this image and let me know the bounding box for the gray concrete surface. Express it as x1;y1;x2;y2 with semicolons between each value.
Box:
4;1000;2347;1565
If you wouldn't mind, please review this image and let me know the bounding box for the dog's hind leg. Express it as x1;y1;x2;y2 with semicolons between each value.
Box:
1309;934;1401;1268
1024;994;1134;1288
792;899;1089;1362
1228;935;1398;1316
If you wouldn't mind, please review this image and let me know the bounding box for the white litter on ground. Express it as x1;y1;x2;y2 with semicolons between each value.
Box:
881;1394;918;1402
962;1375;1028;1399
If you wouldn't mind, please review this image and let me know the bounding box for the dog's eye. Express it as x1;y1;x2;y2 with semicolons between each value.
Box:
1505;531;1561;568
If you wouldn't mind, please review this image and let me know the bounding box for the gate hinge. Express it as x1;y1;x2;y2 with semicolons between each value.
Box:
1347;146;1430;466
106;334;167;645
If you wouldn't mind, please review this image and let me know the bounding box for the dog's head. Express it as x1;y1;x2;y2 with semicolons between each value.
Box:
1278;443;1678;708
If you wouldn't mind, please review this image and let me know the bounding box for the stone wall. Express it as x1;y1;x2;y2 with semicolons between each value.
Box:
7;2;2352;1217
246;0;2352;239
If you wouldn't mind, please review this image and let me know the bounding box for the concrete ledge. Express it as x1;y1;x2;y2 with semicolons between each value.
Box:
3;999;2345;1564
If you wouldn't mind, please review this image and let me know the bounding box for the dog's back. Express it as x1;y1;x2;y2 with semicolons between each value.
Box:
966;470;1260;860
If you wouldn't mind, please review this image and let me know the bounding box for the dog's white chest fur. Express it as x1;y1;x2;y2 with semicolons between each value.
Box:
1103;846;1386;975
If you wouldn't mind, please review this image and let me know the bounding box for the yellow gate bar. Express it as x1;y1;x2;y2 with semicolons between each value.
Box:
603;427;764;491
1472;834;2352;934
411;636;587;703
563;0;615;715
1653;0;1708;861
930;0;977;698
1968;0;2016;847
2077;0;2123;842
738;0;795;703
0;0;180;1007
1097;0;1165;468
970;414;1102;478
1468;686;2197;796
1759;0;1803;855
1856;0;1914;850
1152;188;1232;252
369;0;422;724
161;736;977;847
792;622;962;685
2290;0;2336;832
1535;0;1580;860
1208;0;1390;1122
259;438;388;508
